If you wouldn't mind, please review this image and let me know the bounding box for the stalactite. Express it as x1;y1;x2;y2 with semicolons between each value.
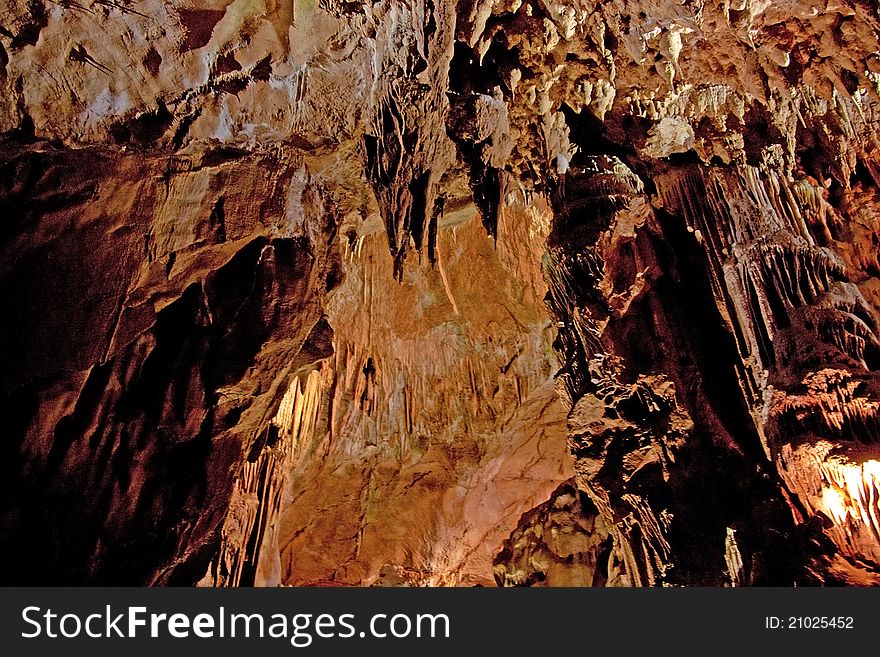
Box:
203;366;332;587
4;0;880;588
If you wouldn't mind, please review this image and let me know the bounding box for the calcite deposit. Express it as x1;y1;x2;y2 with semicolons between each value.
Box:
1;0;879;586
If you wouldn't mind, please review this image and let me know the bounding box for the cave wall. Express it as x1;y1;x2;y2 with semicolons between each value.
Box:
1;0;880;585
0;143;343;583
268;203;571;587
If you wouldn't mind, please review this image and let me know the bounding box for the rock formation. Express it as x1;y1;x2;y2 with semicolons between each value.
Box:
1;0;879;586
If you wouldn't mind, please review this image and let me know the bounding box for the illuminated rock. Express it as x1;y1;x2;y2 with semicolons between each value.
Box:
1;0;879;586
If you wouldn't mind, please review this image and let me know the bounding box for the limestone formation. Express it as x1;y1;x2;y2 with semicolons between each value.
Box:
1;0;879;586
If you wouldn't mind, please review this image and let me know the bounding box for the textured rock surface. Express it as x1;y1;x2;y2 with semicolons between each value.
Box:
2;0;880;585
494;480;614;587
267;204;571;587
0;142;340;583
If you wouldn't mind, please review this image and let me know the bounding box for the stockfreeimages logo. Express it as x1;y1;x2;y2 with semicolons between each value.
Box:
21;606;451;646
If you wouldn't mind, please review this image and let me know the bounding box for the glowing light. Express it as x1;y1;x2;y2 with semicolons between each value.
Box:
821;486;848;524
819;459;880;535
